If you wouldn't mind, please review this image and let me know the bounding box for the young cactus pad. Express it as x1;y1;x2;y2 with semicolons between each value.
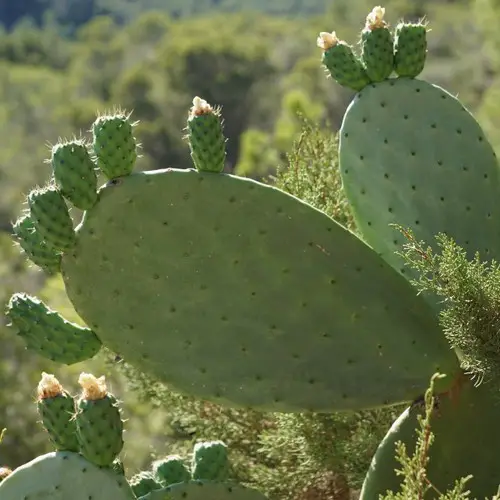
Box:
138;481;269;500
6;293;101;364
75;373;124;466
360;374;500;498
37;372;79;452
0;451;135;500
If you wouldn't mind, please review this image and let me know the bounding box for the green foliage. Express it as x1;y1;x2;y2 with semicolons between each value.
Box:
399;228;500;384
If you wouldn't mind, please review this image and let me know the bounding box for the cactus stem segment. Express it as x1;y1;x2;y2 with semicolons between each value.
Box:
317;32;370;91
187;96;227;173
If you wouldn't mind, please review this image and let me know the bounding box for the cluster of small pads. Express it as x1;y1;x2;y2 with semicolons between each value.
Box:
317;6;427;90
0;373;268;499
5;4;500;499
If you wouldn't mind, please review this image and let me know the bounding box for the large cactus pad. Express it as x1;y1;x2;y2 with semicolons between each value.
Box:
0;451;135;500
339;78;500;279
59;168;458;411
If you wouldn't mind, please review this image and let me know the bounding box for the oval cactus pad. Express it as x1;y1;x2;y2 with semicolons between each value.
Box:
339;78;500;276
0;451;135;500
61;168;458;411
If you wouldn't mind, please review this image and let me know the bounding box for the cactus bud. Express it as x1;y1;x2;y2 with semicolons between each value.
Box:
37;372;79;452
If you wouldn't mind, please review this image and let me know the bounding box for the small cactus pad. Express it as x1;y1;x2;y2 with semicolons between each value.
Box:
37;372;79;452
75;373;124;466
317;32;370;91
153;456;192;486
394;21;427;78
51;140;98;210
361;7;394;82
360;374;500;498
192;441;230;481
187;97;226;173
28;186;76;252
6;293;102;364
139;481;269;500
61;168;458;411
0;451;135;499
131;471;162;497
13;215;61;274
339;78;500;282
92;113;137;179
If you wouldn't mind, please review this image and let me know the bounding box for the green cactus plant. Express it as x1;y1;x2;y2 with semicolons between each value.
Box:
6;5;500;497
0;372;135;500
0;373;269;500
5;96;458;413
316;6;500;497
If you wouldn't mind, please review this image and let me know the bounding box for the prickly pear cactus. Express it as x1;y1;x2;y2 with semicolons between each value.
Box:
0;380;133;500
6;97;458;412
7;6;500;496
318;6;500;288
316;5;500;497
0;372;268;500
